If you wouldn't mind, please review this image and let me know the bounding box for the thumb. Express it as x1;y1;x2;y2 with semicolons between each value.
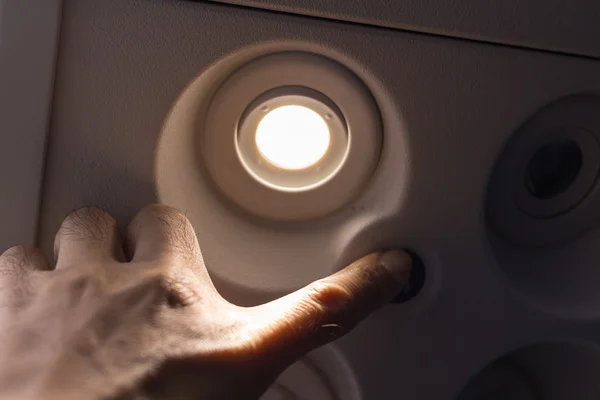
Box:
249;250;411;365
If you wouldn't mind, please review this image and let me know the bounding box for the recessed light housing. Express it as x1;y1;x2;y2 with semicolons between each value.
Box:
236;86;348;191
202;52;381;220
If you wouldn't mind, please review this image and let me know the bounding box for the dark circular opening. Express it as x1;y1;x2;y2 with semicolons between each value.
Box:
392;250;425;303
525;139;583;199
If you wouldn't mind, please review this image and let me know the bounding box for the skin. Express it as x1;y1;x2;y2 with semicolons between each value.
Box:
0;204;411;400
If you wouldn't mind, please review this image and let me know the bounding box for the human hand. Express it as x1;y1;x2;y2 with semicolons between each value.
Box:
0;205;411;400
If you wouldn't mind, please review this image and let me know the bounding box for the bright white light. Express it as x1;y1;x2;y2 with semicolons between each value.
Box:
255;105;330;170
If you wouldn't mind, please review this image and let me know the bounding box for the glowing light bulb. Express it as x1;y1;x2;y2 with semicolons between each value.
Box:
255;105;330;170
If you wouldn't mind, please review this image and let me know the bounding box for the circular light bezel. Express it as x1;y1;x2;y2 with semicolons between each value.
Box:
236;87;349;191
200;51;382;221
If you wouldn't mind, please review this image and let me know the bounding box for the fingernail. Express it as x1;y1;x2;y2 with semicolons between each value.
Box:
379;250;412;285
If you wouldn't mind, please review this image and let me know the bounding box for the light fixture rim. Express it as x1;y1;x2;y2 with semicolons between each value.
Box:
201;51;382;221
236;87;350;192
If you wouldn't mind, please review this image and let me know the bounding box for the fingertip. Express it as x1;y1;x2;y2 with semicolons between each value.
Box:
378;249;412;287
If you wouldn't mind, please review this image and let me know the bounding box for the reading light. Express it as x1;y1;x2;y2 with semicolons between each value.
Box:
198;52;382;220
236;87;348;191
255;105;331;170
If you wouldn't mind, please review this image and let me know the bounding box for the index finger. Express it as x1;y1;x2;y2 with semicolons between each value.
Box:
246;250;412;365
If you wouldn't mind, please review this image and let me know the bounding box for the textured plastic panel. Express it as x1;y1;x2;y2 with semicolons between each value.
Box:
0;0;62;249
209;0;600;58
39;0;600;399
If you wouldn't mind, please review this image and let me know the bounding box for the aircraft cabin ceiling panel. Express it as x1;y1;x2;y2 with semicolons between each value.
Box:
209;0;600;59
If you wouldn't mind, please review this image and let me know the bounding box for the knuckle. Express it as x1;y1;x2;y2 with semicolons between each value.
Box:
60;207;118;241
65;273;102;301
156;267;202;308
0;245;36;269
67;207;116;226
138;204;193;235
1;245;29;260
305;281;354;316
300;281;359;341
137;204;199;258
139;204;187;225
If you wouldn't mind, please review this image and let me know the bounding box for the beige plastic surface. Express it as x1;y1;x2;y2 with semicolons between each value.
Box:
184;51;381;221
0;0;62;249
260;345;360;400
210;0;600;59
459;342;600;400
36;0;600;399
